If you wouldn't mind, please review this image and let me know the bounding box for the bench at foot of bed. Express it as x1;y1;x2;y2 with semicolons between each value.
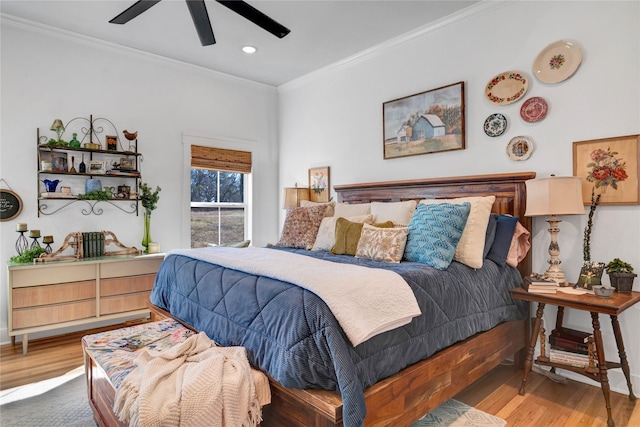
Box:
83;315;269;427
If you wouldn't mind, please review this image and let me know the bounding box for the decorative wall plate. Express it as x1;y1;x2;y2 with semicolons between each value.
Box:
520;97;549;123
485;71;528;105
483;113;508;137
506;136;534;161
533;40;583;83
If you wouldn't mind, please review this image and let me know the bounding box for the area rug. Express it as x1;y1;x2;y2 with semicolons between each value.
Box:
411;398;506;427
1;368;505;427
0;367;95;427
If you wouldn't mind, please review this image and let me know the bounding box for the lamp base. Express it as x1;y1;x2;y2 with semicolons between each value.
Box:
544;215;569;286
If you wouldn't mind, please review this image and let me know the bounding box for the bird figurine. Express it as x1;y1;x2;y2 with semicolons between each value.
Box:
123;130;138;140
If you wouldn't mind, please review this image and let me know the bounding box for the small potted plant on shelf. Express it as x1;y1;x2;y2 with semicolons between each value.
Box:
605;258;636;292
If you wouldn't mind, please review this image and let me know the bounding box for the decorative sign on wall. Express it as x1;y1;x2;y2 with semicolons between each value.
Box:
0;187;24;222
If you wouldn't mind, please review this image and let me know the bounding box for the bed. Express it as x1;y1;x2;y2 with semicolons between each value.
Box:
87;172;535;427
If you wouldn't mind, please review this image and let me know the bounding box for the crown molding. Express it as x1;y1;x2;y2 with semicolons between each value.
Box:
278;1;515;92
0;13;274;89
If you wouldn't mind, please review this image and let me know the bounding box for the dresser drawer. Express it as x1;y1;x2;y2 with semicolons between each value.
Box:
100;292;151;315
101;258;163;279
11;264;96;288
13;300;96;329
100;274;156;297
12;281;96;308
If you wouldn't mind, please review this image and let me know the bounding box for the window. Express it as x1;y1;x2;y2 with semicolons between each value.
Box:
190;145;251;247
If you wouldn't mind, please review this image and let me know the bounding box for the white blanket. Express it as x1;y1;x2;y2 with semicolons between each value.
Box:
169;247;421;346
113;332;261;427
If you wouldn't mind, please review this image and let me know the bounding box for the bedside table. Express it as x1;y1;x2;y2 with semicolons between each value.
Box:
510;287;639;427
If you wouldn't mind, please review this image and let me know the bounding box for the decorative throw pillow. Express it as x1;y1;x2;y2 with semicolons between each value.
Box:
420;196;495;269
355;224;408;263
487;214;518;266
275;204;329;250
218;240;251;248
404;202;471;270
483;214;498;259
300;200;336;217
332;218;393;256
312;214;373;251
370;200;417;227
506;221;531;267
334;202;371;217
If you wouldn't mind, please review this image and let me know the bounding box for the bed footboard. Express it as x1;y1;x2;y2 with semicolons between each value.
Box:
261;318;527;427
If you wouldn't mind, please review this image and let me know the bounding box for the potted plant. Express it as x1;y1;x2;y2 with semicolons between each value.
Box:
605;258;636;292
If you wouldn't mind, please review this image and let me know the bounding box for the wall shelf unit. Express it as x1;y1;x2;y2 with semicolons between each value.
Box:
37;115;143;216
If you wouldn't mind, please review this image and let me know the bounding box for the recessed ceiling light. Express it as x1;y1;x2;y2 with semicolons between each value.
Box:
242;45;257;54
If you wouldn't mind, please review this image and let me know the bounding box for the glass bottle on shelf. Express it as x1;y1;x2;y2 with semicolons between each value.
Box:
69;132;80;148
79;154;86;173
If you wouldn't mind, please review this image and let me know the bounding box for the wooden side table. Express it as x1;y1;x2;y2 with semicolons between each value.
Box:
510;287;639;427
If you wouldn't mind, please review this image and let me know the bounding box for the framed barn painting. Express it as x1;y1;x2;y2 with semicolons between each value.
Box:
383;81;465;159
573;134;640;205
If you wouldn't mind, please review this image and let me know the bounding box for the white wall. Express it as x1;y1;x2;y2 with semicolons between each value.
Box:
278;1;640;395
0;17;281;342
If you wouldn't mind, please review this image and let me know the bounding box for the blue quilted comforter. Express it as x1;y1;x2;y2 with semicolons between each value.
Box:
150;247;526;427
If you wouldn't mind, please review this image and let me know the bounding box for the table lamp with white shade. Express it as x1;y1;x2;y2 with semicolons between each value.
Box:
525;175;585;285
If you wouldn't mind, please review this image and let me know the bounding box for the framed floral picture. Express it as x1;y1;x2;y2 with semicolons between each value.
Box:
308;166;330;203
573;134;639;205
383;81;465;159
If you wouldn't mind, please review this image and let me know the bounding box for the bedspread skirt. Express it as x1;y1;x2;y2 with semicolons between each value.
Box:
150;248;526;427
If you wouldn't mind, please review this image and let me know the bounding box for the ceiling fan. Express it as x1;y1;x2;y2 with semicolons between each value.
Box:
109;0;290;46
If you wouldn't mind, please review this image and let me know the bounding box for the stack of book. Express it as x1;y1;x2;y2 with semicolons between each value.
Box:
82;232;105;258
549;327;594;368
522;275;558;293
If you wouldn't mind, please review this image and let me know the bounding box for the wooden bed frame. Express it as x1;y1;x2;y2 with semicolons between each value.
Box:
85;171;535;427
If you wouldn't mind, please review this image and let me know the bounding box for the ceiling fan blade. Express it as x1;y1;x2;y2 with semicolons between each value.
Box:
186;0;216;46
109;0;162;24
216;1;290;39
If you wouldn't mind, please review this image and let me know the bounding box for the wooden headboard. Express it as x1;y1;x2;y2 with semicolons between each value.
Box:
334;171;536;277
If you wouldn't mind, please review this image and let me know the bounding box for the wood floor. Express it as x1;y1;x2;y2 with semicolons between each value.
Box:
1;327;638;426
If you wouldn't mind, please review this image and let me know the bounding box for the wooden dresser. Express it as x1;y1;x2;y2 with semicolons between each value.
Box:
7;254;164;354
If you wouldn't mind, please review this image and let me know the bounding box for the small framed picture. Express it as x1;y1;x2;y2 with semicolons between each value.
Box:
106;135;118;150
51;155;68;172
120;158;136;170
88;160;106;175
117;185;131;199
308;166;330;203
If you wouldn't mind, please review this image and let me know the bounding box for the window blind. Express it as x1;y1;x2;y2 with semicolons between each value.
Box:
191;145;252;174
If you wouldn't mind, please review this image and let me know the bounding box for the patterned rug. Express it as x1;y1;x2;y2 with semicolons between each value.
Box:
1;369;505;427
411;398;506;427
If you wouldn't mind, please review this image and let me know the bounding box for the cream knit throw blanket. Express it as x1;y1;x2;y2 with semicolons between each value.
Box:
113;332;261;427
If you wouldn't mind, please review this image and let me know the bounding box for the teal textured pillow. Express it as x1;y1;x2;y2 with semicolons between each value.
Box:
404;202;471;270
